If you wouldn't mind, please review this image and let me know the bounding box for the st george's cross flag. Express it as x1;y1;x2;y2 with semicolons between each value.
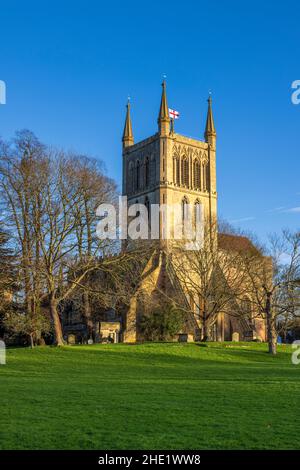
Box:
169;108;180;119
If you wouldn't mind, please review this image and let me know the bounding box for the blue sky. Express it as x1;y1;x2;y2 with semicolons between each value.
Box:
0;0;299;242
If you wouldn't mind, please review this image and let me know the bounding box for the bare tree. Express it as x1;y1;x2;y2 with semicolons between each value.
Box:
168;220;257;341
242;229;300;354
69;156;117;337
0;131;120;345
0;131;48;342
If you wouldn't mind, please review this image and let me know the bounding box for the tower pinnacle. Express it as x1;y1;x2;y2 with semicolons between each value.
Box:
204;94;216;145
122;99;134;147
158;80;170;136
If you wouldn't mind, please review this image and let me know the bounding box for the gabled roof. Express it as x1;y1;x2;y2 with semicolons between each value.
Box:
218;233;261;256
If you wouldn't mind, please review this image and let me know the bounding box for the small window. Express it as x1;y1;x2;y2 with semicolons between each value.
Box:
194;160;201;189
182;196;188;222
181;158;189;186
176;158;180;185
136;161;140;190
145;196;150;223
145;157;150;187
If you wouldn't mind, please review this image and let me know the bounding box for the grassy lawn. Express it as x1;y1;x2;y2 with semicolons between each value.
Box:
0;342;299;450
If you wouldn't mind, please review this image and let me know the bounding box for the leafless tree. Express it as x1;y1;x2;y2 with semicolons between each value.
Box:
0;131;122;345
166;220;258;341
0;131;48;341
242;229;300;354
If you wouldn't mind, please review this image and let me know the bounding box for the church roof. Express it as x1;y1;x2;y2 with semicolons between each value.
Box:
218;233;261;256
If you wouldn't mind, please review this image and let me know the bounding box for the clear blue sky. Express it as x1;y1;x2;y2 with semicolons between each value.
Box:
0;0;299;242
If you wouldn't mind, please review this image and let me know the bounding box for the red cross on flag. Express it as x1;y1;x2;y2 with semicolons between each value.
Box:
169;108;180;119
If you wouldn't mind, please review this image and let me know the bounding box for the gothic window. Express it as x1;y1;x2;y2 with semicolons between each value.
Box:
206;163;210;191
182;196;189;223
175;157;180;185
136;160;140;190
173;157;175;183
145;196;150;223
194;200;201;224
202;161;210;192
202;162;207;191
151;155;156;183
128;161;134;193
194;159;201;189
145;157;150;188
181;157;189;186
173;157;179;184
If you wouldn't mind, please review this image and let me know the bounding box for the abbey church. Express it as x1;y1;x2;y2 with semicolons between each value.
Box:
63;82;267;344
120;81;266;343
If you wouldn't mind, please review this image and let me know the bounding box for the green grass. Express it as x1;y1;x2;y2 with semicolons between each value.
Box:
0;342;299;450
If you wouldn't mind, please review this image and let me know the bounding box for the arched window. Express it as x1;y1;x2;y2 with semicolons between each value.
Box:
136;161;140;190
202;162;207;191
206;163;210;191
194;200;203;242
202;161;210;192
128;161;134;193
173;157;179;184
194;200;201;223
182;196;189;223
145;157;150;188
151;155;156;183
145;196;150;223
181;157;189;186
176;157;180;185
194;160;201;189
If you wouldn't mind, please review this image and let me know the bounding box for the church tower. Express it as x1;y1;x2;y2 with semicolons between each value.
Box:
122;81;217;244
121;88;267;345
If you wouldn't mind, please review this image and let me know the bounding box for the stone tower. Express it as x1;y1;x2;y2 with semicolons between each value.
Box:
122;81;217;244
121;85;267;345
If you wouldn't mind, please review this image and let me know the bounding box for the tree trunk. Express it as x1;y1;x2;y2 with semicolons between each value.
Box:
266;292;277;355
83;289;94;340
201;312;208;342
33;230;43;344
49;294;65;346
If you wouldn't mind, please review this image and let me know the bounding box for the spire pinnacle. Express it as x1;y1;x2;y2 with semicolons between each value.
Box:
122;98;134;147
205;93;216;143
158;79;170;135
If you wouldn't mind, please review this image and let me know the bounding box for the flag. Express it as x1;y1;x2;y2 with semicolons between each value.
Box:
169;108;180;119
